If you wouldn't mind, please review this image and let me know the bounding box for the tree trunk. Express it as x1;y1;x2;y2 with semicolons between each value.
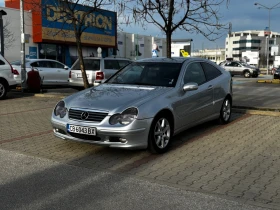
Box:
76;37;90;89
166;31;172;58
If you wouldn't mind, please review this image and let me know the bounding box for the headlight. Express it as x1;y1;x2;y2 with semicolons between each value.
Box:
109;107;138;125
54;101;67;118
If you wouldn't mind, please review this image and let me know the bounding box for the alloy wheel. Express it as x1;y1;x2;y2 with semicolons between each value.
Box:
222;99;231;122
0;83;5;98
153;118;171;149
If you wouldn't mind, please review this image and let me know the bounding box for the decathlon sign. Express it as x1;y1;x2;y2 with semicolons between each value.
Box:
33;0;116;46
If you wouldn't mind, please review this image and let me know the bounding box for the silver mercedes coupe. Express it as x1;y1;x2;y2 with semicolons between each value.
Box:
51;57;232;153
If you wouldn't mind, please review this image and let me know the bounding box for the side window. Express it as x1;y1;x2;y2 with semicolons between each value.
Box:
0;60;5;65
38;61;52;68
104;60;120;69
30;62;39;67
184;62;206;85
201;62;222;81
52;61;64;69
230;62;239;67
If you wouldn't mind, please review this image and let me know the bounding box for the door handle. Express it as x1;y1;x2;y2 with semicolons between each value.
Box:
207;85;213;90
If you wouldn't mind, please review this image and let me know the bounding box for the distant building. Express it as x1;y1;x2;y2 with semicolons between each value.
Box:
225;30;280;67
192;48;225;64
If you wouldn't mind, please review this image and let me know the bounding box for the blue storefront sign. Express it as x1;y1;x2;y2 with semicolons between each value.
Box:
29;46;38;59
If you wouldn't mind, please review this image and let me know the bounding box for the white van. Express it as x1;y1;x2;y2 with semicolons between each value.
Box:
69;57;132;88
0;54;17;99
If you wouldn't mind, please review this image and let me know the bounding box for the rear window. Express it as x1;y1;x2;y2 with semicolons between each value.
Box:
72;59;100;70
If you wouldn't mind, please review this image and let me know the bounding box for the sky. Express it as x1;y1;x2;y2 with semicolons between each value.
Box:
0;0;279;50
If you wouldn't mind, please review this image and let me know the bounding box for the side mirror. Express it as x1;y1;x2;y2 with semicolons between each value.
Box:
183;82;198;92
64;66;69;70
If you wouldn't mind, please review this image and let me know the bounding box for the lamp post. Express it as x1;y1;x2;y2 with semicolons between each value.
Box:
254;2;280;75
20;0;27;90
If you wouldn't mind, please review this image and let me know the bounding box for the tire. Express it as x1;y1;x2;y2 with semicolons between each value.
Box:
243;70;251;78
148;115;172;154
0;81;7;100
218;97;231;124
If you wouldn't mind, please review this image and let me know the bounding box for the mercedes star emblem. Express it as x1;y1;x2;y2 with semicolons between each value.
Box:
81;112;89;120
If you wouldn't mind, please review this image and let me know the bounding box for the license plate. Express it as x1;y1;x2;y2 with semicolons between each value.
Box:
67;124;96;135
77;73;89;78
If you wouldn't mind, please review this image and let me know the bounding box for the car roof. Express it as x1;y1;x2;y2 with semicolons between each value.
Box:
135;57;208;64
26;59;63;62
82;57;131;60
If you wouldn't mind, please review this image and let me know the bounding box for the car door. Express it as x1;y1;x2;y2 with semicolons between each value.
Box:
173;62;211;129
230;61;241;76
50;61;69;85
224;62;234;75
36;61;57;85
200;62;223;116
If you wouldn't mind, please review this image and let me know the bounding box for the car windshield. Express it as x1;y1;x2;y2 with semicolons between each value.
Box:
106;62;182;87
72;59;100;70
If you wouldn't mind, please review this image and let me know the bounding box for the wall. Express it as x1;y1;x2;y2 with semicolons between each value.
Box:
1;7;36;62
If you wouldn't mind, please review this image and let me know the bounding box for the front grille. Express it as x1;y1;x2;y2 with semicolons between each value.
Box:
69;109;108;122
69;133;102;141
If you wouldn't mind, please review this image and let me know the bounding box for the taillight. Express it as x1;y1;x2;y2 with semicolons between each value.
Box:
95;71;104;80
12;68;19;75
69;70;71;78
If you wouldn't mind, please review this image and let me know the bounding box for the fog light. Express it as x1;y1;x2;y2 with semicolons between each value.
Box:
119;138;127;143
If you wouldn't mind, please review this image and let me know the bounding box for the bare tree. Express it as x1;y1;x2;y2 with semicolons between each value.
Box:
118;0;230;58
3;19;15;50
31;0;117;89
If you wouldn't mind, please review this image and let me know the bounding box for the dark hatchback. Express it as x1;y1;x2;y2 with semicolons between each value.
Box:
274;68;280;79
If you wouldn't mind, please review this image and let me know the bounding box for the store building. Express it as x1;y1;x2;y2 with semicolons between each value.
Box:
192;48;225;64
3;0;117;66
2;0;192;65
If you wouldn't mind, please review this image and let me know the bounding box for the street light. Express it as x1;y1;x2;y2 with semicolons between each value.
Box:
254;2;280;75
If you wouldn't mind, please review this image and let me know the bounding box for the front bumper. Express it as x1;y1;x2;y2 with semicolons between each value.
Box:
252;69;260;76
51;116;153;150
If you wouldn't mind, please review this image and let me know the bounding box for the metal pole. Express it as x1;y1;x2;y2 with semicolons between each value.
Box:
267;9;271;75
20;0;27;90
0;10;7;57
0;13;4;56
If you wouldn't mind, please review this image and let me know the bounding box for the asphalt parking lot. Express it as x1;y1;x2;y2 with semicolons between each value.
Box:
1;87;280;209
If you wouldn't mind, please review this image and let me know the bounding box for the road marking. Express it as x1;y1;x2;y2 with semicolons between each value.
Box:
0;130;53;145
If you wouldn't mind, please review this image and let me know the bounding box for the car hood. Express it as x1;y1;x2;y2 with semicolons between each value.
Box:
64;84;171;113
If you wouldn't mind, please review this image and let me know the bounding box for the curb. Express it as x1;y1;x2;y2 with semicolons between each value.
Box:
257;79;280;84
232;107;280;116
33;93;67;99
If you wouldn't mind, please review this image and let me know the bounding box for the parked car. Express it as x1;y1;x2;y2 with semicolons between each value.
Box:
11;59;70;86
69;57;132;88
0;54;17;99
273;67;280;79
51;57;232;153
219;60;260;78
